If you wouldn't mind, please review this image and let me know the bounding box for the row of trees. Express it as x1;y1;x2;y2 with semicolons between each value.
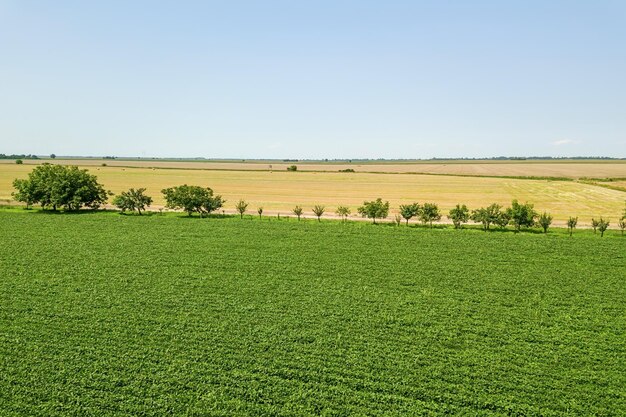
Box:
11;167;626;235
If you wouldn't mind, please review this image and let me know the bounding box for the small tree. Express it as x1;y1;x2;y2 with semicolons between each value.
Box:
591;218;600;234
597;218;609;237
507;200;537;232
161;185;224;217
538;212;553;233
312;205;325;222
235;199;248;219
447;204;469;229
15;159;23;165
393;214;402;226
357;198;389;224
419;203;441;228
567;216;578;237
292;205;303;220
617;218;626;236
335;206;351;222
257;207;263;219
399;203;420;226
471;203;504;231
113;188;152;215
50;154;56;159
286;165;298;171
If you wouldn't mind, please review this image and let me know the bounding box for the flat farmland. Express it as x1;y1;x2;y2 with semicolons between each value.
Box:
3;158;626;178
1;212;624;415
2;163;625;222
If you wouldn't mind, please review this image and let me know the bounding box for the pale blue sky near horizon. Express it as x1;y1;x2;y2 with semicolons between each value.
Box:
1;1;625;159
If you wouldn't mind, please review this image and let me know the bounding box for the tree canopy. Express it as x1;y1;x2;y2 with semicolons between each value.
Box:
12;164;108;211
161;185;224;217
113;188;153;215
357;198;389;224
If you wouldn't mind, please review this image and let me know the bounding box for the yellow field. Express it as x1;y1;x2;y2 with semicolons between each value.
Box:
2;158;626;178
2;163;625;223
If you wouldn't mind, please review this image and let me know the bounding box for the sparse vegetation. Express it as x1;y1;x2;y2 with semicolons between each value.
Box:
567;216;578;236
538;212;553;233
598;218;609;237
292;205;303;220
235;199;249;219
312;205;325;222
335;206;351;222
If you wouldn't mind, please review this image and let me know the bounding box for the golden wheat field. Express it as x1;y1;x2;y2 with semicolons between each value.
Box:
2;161;625;223
3;158;626;178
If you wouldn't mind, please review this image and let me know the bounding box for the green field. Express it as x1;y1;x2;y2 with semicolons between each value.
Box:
1;211;625;415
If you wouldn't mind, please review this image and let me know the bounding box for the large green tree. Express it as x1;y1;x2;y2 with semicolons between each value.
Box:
161;185;224;217
12;164;108;211
357;198;389;224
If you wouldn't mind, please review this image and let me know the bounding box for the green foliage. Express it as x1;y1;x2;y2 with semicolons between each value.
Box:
399;203;420;226
312;205;325;221
50;153;56;159
538;212;553;233
286;165;298;171
15;159;23;164
591;218;600;234
418;203;441;228
235;199;249;219
335;205;351;222
471;204;504;231
1;212;624;415
506;200;538;231
617;218;626;236
357;198;389;224
112;188;152;215
597;218;609;237
338;168;355;172
292;205;303;220
567;216;578;236
161;184;224;217
447;204;470;229
12;164;108;211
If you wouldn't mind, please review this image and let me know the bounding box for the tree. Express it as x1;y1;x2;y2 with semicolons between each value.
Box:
335;206;351;222
257;207;263;219
567;216;578;237
597;218;609;237
112;188;152;215
494;211;511;229
292;205;303;220
357;198;389;224
591;218;600;234
12;164;108;211
399;203;420;226
50;154;56;159
447;204;469;229
471;203;504;231
506;200;537;232
286;165;298;171
538;212;553;233
312;205;325;222
617;218;626;236
161;185;224;217
235;199;248;219
418;203;441;228
393;214;402;226
15;159;23;164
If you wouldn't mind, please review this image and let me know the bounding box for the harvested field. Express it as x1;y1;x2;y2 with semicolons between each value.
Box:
2;158;626;179
2;164;624;223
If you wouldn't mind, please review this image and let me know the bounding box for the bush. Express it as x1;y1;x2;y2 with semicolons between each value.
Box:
287;165;298;171
12;164;108;211
161;185;224;217
15;159;23;165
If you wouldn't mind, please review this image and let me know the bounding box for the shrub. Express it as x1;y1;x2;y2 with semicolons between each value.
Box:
567;216;578;236
15;159;23;165
292;206;303;220
286;165;298;171
235;199;248;219
161;185;224;217
312;205;325;222
335;206;351;222
538;212;553;233
597;218;609;237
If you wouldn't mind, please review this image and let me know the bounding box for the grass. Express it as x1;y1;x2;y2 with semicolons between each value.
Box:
1;163;625;222
1;211;625;415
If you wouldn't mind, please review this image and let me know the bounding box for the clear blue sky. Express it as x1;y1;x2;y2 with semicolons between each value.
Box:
1;1;625;159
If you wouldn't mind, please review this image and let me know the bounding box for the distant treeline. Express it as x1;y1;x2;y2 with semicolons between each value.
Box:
0;154;39;160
